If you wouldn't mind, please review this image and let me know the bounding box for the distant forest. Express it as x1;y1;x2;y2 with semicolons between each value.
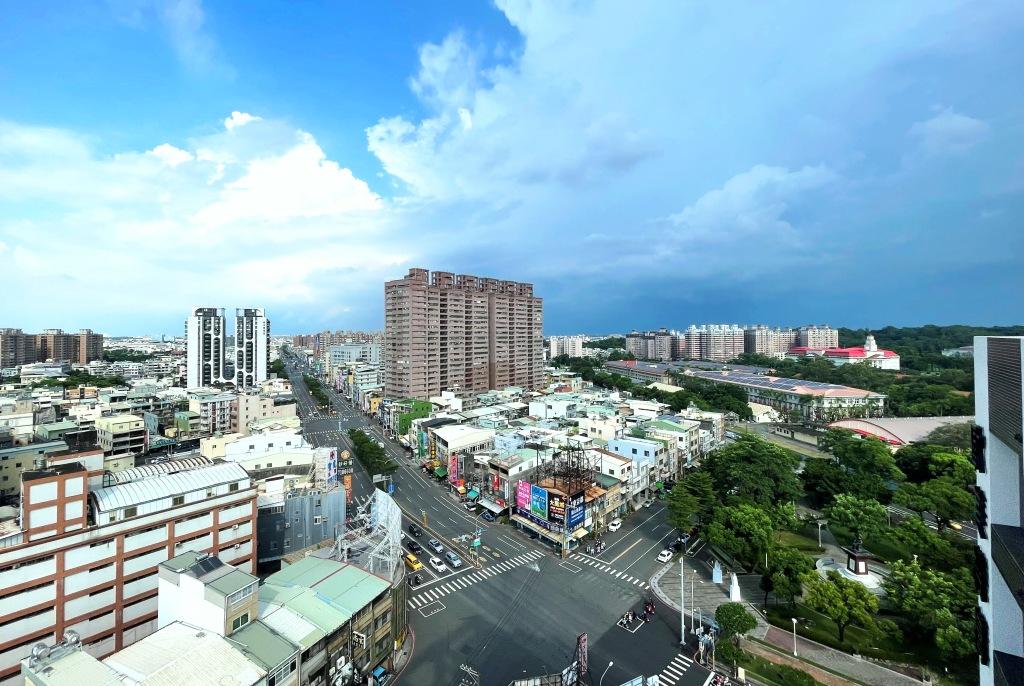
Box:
838;324;1024;372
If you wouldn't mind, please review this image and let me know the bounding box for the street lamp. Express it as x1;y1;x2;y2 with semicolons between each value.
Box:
690;571;696;634
816;520;825;549
680;557;686;645
599;661;614;686
791;617;798;657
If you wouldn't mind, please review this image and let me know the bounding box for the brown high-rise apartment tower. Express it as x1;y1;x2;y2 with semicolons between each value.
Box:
385;268;543;399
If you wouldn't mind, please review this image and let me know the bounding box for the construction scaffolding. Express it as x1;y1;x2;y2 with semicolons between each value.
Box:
328;488;403;585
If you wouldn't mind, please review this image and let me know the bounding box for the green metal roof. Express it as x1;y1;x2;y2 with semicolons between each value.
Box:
434;466;447;477
231;620;299;671
208;568;257;597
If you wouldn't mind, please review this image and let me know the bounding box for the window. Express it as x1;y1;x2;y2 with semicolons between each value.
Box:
228;584;255;605
171;495;184;506
313;515;322;525
283;538;290;547
631;448;637;455
123;506;137;518
229;483;239;492
231;612;250;631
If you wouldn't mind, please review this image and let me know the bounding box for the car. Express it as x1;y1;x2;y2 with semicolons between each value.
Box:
444;551;463;568
427;538;444;553
644;500;655;508
428;556;448;573
657;549;673;563
481;511;496;522
407;523;423;537
949;521;963;531
406;540;423;555
403;553;424;571
676;533;691;546
464;501;478;511
607;519;622;532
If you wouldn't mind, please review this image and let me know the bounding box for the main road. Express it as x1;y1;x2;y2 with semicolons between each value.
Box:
281;352;714;686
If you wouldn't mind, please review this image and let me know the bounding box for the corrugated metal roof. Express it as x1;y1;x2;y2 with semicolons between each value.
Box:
258;601;324;648
112;456;212;483
93;462;248;512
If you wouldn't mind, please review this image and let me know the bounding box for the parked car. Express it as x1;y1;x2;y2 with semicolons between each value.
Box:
607;519;622;532
644;500;655;508
403;553;424;571
408;523;423;537
481;511;496;522
428;556;448;573
464;501;478;511
406;540;423;555
657;549;673;563
427;538;444;553
444;551;463;568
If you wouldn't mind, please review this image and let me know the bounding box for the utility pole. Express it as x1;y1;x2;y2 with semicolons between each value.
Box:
680;556;686;645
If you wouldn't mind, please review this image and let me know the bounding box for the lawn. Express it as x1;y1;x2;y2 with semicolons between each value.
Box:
765;604;977;685
775;528;823;553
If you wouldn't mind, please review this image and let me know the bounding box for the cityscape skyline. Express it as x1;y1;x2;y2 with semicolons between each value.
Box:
3;2;1022;334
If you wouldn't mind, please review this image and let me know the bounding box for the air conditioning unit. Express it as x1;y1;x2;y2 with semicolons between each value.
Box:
232;524;239;530
234;543;241;549
336;657;347;669
284;522;290;529
175;541;183;547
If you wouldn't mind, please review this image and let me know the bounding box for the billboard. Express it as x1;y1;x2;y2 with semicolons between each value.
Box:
343;474;353;504
516;481;531;510
530;484;549;519
338;450;354;476
567;492;586;529
448;452;460;483
548;493;566;524
325;449;338;487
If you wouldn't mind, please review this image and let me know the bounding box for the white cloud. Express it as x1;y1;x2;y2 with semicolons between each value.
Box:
224;111;261;131
669;165;838;241
159;0;231;76
147;143;194;167
0;113;401;327
909;107;990;156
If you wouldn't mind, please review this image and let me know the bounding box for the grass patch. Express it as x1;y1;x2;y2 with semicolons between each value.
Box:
775;528;822;553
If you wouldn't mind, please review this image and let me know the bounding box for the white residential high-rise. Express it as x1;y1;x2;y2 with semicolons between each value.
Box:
186;307;227;388
975;336;1024;685
548;335;587;359
234;308;270;388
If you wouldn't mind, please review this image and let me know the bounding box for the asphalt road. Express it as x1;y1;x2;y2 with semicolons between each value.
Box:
282;354;714;686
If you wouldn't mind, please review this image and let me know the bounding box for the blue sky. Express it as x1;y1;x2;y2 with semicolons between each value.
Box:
1;1;1022;336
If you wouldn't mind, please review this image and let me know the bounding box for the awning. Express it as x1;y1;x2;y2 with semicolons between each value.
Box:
434;466;448;478
479;498;505;514
511;514;561;543
653;481;664;491
572;528;590;539
456;486;466;495
467;489;479;500
372;666;386;678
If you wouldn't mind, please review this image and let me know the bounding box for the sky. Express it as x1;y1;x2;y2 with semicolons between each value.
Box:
1;1;1022;336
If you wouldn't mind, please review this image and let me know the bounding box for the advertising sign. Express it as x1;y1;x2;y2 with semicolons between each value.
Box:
530;484;549;520
567;492;586;529
325;448;338;487
516;481;531;510
343;474;353;504
548;493;566;524
338;450;354;476
491;473;500;493
448;452;460;483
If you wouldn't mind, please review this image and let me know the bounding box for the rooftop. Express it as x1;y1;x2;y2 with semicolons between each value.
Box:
829;416;973;446
685;370;883;399
92;461;249;512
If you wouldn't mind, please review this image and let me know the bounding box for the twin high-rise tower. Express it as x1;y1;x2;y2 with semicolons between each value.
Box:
185;307;269;388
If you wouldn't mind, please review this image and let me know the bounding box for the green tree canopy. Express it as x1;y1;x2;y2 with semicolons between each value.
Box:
804;430;904;504
702;435;801;508
825;494;888;551
665;482;699;532
883;559;976;657
802;570;879;643
715;602;758;644
922;422;972;452
704;504;774;571
760;546;813;607
679;471;717;525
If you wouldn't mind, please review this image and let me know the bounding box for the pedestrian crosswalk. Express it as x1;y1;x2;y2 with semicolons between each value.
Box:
568;553;649;589
658;653;694;685
407;550;544;608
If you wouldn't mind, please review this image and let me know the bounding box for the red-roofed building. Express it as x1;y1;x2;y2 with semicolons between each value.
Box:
786;335;900;370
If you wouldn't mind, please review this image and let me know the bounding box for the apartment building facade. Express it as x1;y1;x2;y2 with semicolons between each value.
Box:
186;308;227;388
975;336;1024;685
797;325;840;349
384;268;543;399
743;326;799;358
234;308;270;389
548;335;587;359
0;329;37;368
0;456;256;684
94;414;147;456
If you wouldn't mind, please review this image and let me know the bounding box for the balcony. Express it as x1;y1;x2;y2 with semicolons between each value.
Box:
992;524;1024;613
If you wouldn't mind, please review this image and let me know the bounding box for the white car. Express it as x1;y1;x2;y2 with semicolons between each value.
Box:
657;549;673;563
428;557;448;573
607;519;622;532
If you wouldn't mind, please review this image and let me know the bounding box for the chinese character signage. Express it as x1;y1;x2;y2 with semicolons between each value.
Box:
338;450;354;476
343;474;353;504
548;493;566;524
492;473;500;493
448;452;459;483
516;481;531;510
530;484;549;519
567;492;586;529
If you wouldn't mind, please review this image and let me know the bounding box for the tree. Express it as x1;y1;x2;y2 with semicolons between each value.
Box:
666;482;699;532
704;504;774;570
760;546;813;607
680;471;717;524
922;422;972;452
825;494;888;551
715;602;757;645
805;431;904;504
802;570;878;643
894;477;974;532
883;559;975;657
702;435;801;508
